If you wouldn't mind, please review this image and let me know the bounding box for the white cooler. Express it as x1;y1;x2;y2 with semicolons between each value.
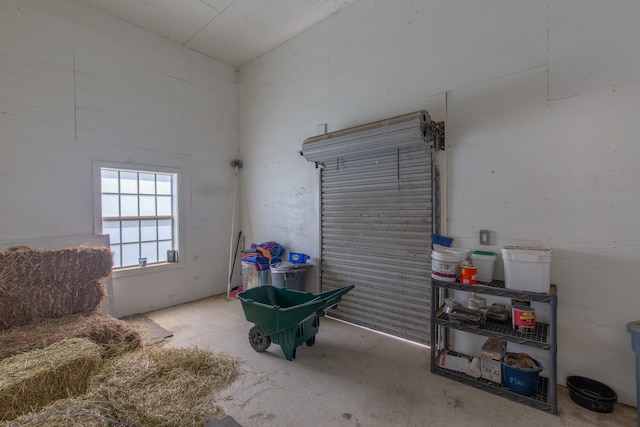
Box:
501;246;552;293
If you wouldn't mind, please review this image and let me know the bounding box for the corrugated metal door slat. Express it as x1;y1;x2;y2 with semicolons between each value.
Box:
321;146;433;344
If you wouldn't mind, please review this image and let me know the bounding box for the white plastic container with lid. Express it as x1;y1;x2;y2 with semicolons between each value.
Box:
433;244;471;261
431;251;461;282
471;251;497;283
502;246;552;293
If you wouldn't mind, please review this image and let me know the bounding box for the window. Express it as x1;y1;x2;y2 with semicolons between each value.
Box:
99;167;178;269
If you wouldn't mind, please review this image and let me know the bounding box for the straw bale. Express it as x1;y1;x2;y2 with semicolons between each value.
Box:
0;280;106;330
4;347;240;426
0;313;142;362
0;338;103;421
0;246;113;288
0;246;113;330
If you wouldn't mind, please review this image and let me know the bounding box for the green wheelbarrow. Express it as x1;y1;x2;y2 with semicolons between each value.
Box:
237;285;355;361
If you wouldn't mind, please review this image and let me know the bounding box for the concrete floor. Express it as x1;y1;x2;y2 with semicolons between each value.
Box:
145;294;637;427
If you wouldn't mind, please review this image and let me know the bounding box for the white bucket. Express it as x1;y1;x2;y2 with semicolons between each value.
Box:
471;251;497;283
433;245;471;261
431;251;462;282
446;247;471;261
502;246;552;293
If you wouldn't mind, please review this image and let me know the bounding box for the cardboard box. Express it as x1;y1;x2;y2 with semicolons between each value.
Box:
481;338;506;384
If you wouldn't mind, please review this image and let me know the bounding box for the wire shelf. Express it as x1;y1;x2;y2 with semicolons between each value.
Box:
434;312;550;349
430;279;558;415
433;350;555;414
431;279;557;303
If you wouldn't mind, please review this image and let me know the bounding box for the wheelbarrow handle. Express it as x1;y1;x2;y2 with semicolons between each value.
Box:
311;284;355;311
241;298;326;314
312;284;355;300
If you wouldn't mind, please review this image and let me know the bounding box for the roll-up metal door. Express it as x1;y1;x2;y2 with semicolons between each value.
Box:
301;111;436;345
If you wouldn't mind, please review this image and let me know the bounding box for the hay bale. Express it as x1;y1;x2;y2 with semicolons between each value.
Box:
0;280;106;330
0;246;113;287
0;338;103;421
0;313;142;362
0;246;113;330
6;347;239;426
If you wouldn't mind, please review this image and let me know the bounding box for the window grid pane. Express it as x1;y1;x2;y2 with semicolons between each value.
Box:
122;243;140;267
140;220;157;241
139;173;156;195
158;219;173;240
141;241;158;263
120;172;138;194
156;175;172;195
157;196;172;216
158;240;173;262
101;169;119;193
103;221;121;244
110;244;122;268
139;195;156;216
100;167;177;269
121;220;139;243
120;195;139;217
102;194;120;217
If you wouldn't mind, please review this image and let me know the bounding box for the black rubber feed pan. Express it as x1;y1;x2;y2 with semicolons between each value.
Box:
566;376;618;413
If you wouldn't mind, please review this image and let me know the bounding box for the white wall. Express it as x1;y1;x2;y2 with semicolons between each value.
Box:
0;0;239;317
238;0;640;405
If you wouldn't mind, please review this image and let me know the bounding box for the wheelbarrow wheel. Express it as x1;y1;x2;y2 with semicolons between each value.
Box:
249;325;271;352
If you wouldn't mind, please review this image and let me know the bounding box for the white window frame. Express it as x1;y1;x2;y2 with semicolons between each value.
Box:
93;161;184;278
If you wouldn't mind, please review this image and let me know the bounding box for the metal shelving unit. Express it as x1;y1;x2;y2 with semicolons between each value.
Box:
430;279;558;415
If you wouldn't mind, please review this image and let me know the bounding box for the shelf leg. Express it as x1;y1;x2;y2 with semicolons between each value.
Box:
430;279;436;372
549;294;558;414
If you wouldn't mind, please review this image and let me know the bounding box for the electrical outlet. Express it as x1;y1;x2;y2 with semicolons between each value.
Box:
480;230;491;245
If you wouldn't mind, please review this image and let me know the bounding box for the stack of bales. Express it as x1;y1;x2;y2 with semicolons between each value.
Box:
0;245;143;420
0;246;113;330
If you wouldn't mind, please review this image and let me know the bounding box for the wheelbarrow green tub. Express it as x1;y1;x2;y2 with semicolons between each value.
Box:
237;285;355;360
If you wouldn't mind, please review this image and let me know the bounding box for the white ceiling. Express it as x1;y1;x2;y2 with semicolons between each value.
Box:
80;0;358;68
